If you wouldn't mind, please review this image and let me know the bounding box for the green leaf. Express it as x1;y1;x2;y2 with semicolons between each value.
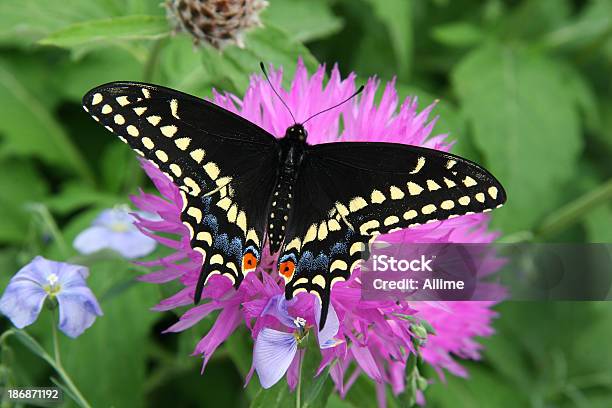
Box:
201;24;319;94
0;62;95;183
452;41;582;232
0;0;117;46
250;381;291;408
11;330;54;367
0;159;48;243
431;22;485;48
541;0;612;51
363;0;412;77
44;182;121;215
58;260;160;408
584;204;612;243
262;0;343;43
38;15;170;49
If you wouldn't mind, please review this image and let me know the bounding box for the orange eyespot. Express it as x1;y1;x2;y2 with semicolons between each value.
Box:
242;252;258;273
279;260;295;280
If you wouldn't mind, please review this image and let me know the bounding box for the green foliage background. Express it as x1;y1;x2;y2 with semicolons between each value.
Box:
0;0;611;407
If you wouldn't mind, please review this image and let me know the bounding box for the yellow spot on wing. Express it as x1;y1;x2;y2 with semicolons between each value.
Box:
92;93;103;105
359;220;380;235
133;107;147;116
246;229;260;246
371;190;386;204
101;104;112;114
317;223;328;240
330;260;348;272
187;207;202;223
463;176;477;187
161;125;177;137
147;116;161;126
488;186;498;199
204;162;220;180
190;149;205;163
407;182;423;195
390;185;405;199
458;196;470;205
312;275;326;288
175;137;191;150
217;197;232;211
114;114;125;125
183;177;201;196
422;204;436;214
303;224;317;245
349;197;367;212
155;150;168;162
441;200;455;210
350;242;365;255
443;177;456;188
384;215;399;226
285;238;301;252
475;193;485;203
227;204;238;222
426;180;441;191
127;125;139;137
141;137;154;150
115;96;129;106
170;164;182;177
410;156;425;174
236;211;247;234
403;210;417;220
170;99;180;119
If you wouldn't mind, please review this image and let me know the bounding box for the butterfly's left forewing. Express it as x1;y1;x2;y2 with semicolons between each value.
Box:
83;82;280;300
278;142;506;327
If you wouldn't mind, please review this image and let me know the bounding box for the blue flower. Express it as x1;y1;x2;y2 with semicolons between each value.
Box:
254;295;342;388
73;206;157;259
0;256;103;338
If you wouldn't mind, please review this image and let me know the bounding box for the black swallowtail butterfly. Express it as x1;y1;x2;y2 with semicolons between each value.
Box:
83;69;506;329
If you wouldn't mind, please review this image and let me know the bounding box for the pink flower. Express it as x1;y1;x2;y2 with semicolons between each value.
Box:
131;60;500;404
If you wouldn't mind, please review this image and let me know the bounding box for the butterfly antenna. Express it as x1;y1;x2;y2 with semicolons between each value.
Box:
259;62;297;124
302;85;365;125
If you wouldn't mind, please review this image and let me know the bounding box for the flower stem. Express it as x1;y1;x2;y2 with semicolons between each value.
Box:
50;317;92;408
29;203;70;258
296;348;305;408
535;177;612;238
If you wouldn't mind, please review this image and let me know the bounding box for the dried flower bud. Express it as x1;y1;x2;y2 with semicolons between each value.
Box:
166;0;268;49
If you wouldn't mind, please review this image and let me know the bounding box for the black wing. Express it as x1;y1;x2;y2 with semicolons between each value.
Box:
278;142;506;328
83;82;280;301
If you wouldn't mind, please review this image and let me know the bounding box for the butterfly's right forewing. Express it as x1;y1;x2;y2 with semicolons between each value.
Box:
83;82;280;300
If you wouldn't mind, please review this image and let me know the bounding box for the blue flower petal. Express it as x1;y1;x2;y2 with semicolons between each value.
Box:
261;294;296;328
314;298;342;349
254;328;298;388
108;230;157;259
0;279;47;329
56;286;103;338
73;226;113;255
74;208;157;259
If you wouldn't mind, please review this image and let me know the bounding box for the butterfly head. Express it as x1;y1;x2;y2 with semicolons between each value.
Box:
285;124;308;142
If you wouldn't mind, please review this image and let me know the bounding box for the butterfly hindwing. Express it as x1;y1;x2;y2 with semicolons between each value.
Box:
83;82;280;300
279;142;506;327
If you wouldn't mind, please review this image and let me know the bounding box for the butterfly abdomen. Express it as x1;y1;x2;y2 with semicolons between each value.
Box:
267;170;294;253
267;137;306;253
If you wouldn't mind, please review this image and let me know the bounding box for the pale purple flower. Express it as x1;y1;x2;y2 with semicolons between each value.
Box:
0;256;103;338
131;60;502;404
254;295;341;388
73;206;157;259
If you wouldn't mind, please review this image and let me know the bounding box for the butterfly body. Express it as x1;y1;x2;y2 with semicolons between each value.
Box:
82;81;506;329
267;125;309;253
